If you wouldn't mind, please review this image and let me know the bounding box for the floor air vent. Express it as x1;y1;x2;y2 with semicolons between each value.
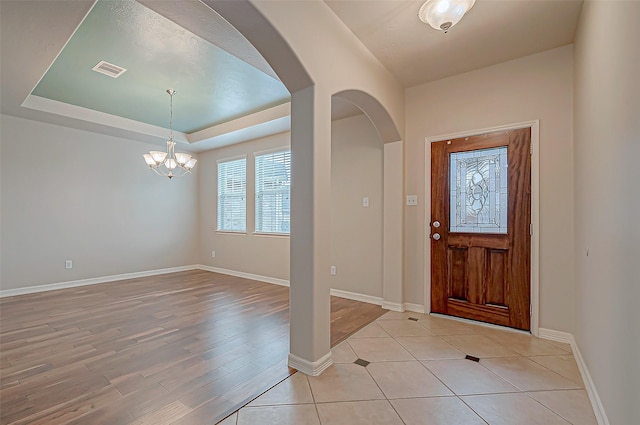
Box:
91;60;127;78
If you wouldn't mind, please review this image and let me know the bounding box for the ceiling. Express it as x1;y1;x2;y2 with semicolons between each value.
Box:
326;0;583;87
32;0;289;134
1;0;583;152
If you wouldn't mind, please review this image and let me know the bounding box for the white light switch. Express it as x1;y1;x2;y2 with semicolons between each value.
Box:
363;197;369;207
406;195;418;206
65;260;73;269
330;266;337;276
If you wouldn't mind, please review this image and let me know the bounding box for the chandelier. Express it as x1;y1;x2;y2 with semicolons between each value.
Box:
418;0;476;32
143;89;197;179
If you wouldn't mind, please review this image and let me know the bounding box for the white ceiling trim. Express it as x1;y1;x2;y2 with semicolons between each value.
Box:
189;116;291;153
21;94;293;152
189;103;290;143
22;95;189;144
188;103;291;151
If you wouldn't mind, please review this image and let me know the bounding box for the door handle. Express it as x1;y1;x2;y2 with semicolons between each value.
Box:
432;233;441;241
432;221;441;228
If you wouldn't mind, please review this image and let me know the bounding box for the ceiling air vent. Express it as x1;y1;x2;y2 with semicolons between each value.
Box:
91;60;127;78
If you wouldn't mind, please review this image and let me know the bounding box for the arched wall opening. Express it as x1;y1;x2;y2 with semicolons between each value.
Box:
330;99;384;300
201;0;405;375
330;91;404;311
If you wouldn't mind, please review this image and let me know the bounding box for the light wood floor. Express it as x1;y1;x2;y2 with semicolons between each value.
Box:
0;270;386;425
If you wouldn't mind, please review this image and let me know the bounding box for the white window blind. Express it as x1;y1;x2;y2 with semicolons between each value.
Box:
255;149;291;234
217;158;246;232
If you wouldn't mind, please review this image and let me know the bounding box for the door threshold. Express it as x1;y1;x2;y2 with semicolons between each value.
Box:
429;313;531;335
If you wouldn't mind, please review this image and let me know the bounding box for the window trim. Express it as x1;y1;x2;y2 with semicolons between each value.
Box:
252;231;290;238
216;154;247;164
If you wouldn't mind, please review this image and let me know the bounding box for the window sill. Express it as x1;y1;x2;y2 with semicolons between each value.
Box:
215;230;247;235
253;232;290;238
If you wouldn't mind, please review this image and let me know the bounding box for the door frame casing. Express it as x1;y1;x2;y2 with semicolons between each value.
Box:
423;120;540;336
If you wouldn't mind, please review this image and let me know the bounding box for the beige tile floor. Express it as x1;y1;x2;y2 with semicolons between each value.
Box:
217;312;597;425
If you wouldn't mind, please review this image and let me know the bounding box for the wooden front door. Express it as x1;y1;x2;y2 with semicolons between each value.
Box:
430;128;531;330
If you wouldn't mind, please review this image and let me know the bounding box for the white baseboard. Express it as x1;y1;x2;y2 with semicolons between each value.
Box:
0;265;199;298
381;301;403;311
288;351;333;376
538;328;610;425
403;302;425;313
196;265;290;287
199;269;408;314
330;288;382;306
538;328;573;344
196;269;390;310
572;341;610;425
0;263;393;315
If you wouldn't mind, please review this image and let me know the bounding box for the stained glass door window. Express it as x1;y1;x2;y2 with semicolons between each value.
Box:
450;147;508;233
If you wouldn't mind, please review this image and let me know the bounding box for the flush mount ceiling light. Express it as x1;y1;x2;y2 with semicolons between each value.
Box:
418;0;476;32
143;89;197;179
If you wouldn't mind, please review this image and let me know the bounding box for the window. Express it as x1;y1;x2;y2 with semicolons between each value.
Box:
255;149;291;234
450;147;508;234
217;157;246;232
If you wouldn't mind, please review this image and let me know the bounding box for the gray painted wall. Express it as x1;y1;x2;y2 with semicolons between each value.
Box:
197;114;384;299
330;114;383;298
1;112;383;298
573;2;640;423
198;132;291;280
0;114;199;290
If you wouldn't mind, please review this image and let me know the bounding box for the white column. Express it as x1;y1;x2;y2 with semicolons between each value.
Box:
383;141;404;311
288;86;333;375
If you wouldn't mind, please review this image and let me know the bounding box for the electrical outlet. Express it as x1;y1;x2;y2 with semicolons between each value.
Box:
406;195;418;206
65;260;73;269
211;251;216;258
330;265;337;276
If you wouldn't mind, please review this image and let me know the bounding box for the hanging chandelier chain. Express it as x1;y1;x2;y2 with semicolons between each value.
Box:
168;89;174;142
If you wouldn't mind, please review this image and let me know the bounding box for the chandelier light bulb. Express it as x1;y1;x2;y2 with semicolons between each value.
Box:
175;152;192;166
184;158;197;169
143;153;156;166
165;158;177;170
150;151;167;163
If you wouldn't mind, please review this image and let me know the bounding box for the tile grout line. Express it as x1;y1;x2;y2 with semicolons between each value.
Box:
391;329;491;425
525;355;584;386
360;319;423;424
359;345;409;425
305;373;324;425
510;354;585;389
360;320;493;425
522;391;577;424
457;394;491;425
382;313;581;424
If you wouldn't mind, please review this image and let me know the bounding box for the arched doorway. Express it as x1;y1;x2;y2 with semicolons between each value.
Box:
330;91;404;314
199;0;405;375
